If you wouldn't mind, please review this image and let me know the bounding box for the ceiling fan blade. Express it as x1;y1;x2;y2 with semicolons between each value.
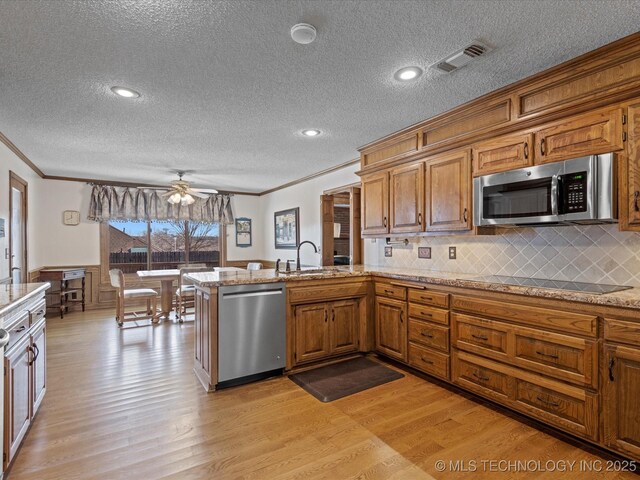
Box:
192;188;219;194
160;190;175;197
187;189;209;199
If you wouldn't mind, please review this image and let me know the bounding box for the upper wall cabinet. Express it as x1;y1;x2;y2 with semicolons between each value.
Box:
472;132;534;177
426;149;472;232
620;102;640;231
389;161;424;234
361;172;389;235
533;107;625;165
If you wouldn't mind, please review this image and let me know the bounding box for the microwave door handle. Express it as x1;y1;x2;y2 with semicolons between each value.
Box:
551;174;559;216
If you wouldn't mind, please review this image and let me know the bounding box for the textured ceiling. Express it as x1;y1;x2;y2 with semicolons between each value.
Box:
1;1;639;193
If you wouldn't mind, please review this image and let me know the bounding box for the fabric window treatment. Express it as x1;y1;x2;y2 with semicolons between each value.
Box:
87;185;234;224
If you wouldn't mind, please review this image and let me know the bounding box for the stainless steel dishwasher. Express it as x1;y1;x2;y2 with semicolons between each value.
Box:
217;282;286;388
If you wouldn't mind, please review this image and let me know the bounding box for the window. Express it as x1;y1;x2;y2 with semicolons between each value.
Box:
107;220;221;273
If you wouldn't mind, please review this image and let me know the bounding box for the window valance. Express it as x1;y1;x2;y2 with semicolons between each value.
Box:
87;185;234;225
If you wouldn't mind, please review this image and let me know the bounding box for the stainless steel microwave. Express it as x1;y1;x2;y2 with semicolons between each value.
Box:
473;153;617;227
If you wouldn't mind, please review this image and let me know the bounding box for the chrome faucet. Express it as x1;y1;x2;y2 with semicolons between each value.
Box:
296;241;318;271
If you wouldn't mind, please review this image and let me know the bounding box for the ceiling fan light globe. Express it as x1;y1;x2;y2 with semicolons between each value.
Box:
168;192;182;204
182;194;195;205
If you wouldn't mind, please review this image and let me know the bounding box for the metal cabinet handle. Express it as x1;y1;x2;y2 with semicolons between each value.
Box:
420;331;434;338
536;395;560;408
634;191;640;212
32;343;39;362
472;371;489;381
609;357;615;381
331;310;335;322
27;346;35;366
420;311;432;318
421;296;433;302
418;213;422;225
471;334;489;341
524;142;529;159
383;217;387;228
463;208;468;223
421;357;434;365
536;350;559;359
400;311;404;323
15;325;26;333
384;289;394;294
540;138;546;156
324;310;328;323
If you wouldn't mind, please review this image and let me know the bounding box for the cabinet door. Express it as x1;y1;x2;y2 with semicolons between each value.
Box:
603;344;640;460
361;172;389;235
425;149;472;232
375;297;407;362
294;304;330;364
330;299;359;355
534;107;624;165
389;161;424;233
4;336;32;469
620;103;640;231
31;319;46;415
472;132;534;176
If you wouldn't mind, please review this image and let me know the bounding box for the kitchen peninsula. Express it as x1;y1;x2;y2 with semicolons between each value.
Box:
187;266;640;462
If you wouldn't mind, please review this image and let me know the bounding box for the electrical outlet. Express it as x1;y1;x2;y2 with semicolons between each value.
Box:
449;246;457;260
384;246;393;257
418;247;431;259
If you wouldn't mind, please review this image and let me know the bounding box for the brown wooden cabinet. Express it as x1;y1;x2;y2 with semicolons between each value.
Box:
603;343;640;459
620;102;640;231
293;300;359;365
375;296;407;362
534;107;625;165
425;149;472;232
361;172;389;235
389;161;424;233
4;335;31;470
472;132;534;176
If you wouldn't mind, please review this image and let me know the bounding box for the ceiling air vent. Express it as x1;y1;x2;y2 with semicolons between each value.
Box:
433;42;492;73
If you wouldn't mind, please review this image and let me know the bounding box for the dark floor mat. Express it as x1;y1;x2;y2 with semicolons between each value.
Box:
289;357;404;402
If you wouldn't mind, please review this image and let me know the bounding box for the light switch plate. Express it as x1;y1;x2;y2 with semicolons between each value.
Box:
449;246;457;259
384;246;393;257
418;247;431;259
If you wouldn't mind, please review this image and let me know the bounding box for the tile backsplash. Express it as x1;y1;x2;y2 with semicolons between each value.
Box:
365;225;640;287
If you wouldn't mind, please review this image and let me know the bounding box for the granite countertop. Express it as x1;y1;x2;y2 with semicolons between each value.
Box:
0;282;50;318
186;266;640;311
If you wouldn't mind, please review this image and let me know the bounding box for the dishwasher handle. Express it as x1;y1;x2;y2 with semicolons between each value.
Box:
221;288;284;299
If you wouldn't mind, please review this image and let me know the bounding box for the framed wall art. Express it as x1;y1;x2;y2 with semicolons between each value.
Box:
235;217;252;247
274;207;299;249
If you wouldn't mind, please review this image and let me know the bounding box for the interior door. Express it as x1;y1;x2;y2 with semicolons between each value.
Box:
320;195;334;266
9;172;28;284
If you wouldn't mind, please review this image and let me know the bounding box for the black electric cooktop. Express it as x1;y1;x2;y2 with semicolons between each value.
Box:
465;275;632;295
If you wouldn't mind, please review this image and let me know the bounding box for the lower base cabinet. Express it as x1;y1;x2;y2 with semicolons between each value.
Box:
374;296;407;362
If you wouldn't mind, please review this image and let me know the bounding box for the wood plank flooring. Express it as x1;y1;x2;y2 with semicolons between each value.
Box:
7;309;638;479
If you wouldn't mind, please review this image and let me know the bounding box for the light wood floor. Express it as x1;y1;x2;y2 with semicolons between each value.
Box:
7;309;637;480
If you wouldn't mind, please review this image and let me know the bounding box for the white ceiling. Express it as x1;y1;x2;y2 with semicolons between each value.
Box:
1;1;639;193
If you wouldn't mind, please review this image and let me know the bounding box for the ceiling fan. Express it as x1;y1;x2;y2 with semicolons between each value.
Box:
160;171;218;205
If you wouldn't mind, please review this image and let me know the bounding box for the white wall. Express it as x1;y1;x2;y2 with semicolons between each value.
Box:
259;163;360;267
0;142;43;280
32;180;101;267
226;194;263;262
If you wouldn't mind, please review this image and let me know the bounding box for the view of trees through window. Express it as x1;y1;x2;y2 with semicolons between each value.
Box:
108;220;220;273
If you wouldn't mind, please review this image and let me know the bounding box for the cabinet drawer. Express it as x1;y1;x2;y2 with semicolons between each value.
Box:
408;343;449;380
408;304;449;325
452;313;508;360
29;299;46;325
451;295;597;337
604;318;640;347
408;320;449;352
62;269;85;280
514;379;598;440
5;313;30;352
408;288;449;308
452;351;511;403
375;283;406;301
289;282;367;304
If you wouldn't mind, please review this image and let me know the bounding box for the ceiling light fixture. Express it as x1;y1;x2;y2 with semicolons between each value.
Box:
290;23;317;45
301;129;321;137
394;66;423;81
110;86;141;98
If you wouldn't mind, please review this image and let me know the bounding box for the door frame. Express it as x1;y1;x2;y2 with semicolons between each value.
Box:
9;171;28;284
321;182;363;266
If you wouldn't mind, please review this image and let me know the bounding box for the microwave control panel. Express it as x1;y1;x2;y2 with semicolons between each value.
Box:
561;172;587;213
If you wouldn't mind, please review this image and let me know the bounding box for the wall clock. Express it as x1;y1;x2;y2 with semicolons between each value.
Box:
63;210;80;226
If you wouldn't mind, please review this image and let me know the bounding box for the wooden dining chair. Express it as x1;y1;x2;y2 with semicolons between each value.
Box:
176;264;209;322
109;269;159;326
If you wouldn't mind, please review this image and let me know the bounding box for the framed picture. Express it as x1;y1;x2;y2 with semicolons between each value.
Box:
235;217;252;247
274;207;299;249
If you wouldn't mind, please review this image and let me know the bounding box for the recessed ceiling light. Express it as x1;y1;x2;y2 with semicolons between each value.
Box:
301;129;321;137
394;66;423;81
110;86;141;98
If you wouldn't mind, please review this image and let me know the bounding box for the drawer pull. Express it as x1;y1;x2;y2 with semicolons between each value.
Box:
536;395;560;408
384;289;394;295
472;371;490;381
35;309;45;317
420;357;434;365
420;311;432;318
420;331;434;338
535;350;559;359
524;141;529;159
471;334;489;341
420;296;433;302
15;326;26;333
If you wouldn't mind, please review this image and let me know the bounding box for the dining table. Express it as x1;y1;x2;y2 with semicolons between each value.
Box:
136;267;244;320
